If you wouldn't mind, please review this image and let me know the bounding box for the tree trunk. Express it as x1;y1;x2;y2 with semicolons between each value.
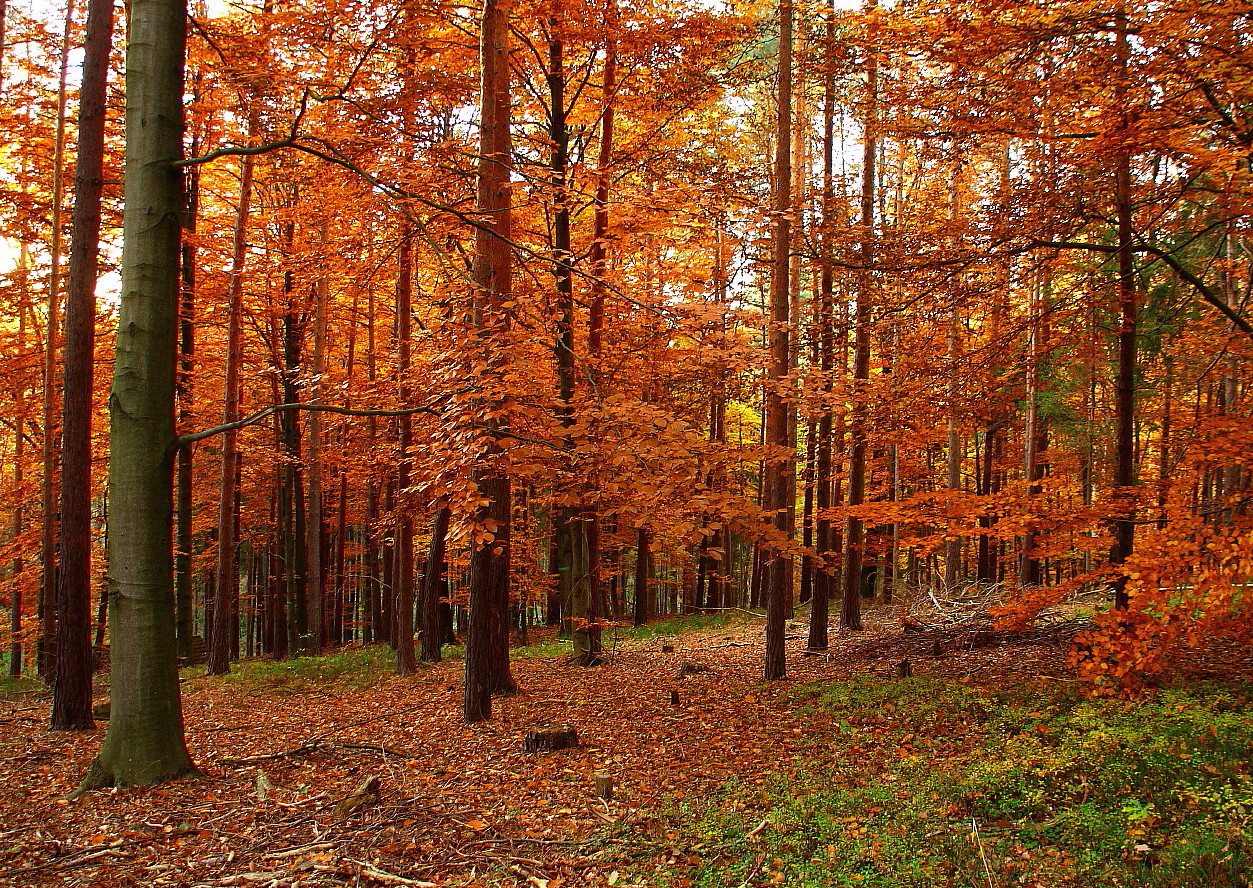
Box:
841;0;876;633
394;234;416;675
763;0;793;680
207;155;254;677
809;0;837;652
1110;12;1137;612
633;528;651;627
9;300;25;677
51;0;113;730
78;0;198;791
174;143;199;664
278;288;312;654
464;0;516;723
39;0;77;682
305;271;328;655
420;506;449;662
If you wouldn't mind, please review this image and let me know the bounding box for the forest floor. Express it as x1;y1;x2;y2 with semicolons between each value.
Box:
2;603;1252;888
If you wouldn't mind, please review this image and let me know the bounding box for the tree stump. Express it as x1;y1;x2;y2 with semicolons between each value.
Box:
895;659;912;679
594;772;614;801
523;726;579;754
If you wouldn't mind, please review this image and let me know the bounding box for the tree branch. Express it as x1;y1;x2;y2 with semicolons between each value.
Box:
176;400;450;449
1032;239;1253;340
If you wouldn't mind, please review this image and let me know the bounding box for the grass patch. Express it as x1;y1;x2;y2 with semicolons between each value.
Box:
0;673;43;700
661;676;1253;887
512;611;756;661
189;644;398;693
611;611;753;642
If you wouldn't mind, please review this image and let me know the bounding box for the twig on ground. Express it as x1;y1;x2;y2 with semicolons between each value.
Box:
972;817;996;888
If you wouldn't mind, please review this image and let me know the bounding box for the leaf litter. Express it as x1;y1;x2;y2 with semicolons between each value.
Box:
2;609;1250;887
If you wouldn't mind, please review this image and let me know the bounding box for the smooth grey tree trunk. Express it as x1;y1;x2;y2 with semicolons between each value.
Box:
77;0;198;792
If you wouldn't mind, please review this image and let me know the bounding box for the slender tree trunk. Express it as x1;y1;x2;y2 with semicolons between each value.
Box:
1111;12;1136;611
207;156;253;676
420;506;449;662
39;0;77;682
633;528;651;627
394;234;416;675
51;0;114;729
546;13;598;666
1020;266;1050;586
305;276;328;654
763;0;793;680
9;283;26;676
809;6;836;650
841;0;876;633
280;304;310;653
464;0;516;723
363;286;381;646
175;147;199;664
944;304;962;588
78;0;198;791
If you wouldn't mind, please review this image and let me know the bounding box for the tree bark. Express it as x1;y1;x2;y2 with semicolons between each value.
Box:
78;0;198;791
763;0;793;680
39;0;77;682
841;0;877;633
50;0;113;729
633;528;651;627
1110;12;1137;611
809;0;837;652
9;270;26;676
207;155;254;676
464;0;516;724
420;506;449;662
174;140;199;664
394;233;416;675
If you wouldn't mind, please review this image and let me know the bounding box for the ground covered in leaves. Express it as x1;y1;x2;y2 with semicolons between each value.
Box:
2;607;1251;888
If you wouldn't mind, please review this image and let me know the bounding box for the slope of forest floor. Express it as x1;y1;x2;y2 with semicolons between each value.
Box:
2;606;1252;888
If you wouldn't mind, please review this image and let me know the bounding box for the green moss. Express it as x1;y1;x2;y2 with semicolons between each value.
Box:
0;672;43;700
659;676;1253;888
184;644;398;693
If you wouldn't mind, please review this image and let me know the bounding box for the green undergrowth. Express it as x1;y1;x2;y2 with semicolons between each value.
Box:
620;611;750;640
188;644;397;693
0;672;43;700
187;612;746;691
656;675;1253;888
515;611;754;660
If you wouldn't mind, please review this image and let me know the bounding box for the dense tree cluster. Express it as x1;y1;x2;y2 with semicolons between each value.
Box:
0;0;1249;785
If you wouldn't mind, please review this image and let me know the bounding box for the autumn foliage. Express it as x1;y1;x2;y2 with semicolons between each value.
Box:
0;0;1250;705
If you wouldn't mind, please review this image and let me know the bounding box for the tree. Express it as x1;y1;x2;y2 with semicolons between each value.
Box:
77;0;198;791
762;0;793;681
50;0;115;730
840;0;877;634
463;0;517;724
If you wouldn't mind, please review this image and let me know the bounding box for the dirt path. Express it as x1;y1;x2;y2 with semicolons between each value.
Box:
0;612;1075;887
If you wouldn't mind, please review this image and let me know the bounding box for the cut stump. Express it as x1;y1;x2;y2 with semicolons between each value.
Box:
594;772;614;801
523;726;579;754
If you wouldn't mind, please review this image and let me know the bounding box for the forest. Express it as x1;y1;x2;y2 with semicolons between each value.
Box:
1;0;1252;884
